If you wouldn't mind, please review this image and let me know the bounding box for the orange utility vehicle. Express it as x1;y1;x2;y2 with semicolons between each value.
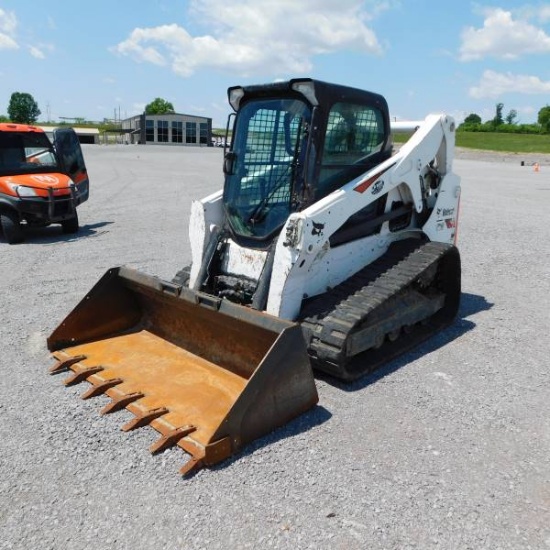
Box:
0;123;89;244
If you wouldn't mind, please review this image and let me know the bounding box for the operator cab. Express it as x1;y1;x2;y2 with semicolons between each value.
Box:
222;78;392;244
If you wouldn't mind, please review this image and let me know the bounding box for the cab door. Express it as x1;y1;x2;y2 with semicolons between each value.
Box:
53;128;89;204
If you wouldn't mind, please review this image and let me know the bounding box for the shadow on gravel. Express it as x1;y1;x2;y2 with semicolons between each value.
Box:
185;293;493;478
318;292;494;393
184;405;332;477
7;221;114;245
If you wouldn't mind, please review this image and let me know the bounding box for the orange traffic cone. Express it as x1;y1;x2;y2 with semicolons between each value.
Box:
534;163;540;172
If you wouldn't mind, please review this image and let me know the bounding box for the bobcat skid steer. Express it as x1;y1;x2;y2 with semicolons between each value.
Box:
48;78;461;475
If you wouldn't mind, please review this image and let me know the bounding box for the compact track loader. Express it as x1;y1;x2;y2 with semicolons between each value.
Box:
48;78;461;475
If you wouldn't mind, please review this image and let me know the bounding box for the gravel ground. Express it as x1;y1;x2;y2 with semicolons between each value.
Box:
1;145;549;550
455;147;550;166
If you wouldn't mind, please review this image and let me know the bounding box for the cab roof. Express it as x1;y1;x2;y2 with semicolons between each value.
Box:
0;123;44;133
228;78;389;114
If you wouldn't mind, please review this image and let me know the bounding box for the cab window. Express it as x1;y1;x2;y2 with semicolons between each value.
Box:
318;102;386;198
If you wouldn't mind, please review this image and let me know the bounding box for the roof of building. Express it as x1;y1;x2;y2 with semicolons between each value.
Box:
124;112;211;121
40;125;100;135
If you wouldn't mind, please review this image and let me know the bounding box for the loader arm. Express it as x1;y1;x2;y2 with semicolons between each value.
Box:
266;114;461;320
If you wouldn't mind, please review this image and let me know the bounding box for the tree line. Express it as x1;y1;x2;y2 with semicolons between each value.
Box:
3;90;550;134
460;103;550;134
1;92;176;125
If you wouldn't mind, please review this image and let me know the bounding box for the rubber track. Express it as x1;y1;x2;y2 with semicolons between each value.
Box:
300;239;457;380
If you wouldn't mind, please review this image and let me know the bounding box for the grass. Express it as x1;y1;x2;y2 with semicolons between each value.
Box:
456;132;550;153
394;130;550;154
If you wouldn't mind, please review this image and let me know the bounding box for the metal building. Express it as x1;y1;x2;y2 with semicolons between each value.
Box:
121;113;213;146
40;126;100;144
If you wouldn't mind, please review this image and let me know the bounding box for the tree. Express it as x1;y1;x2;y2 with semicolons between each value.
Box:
493;102;504;126
144;98;175;115
463;113;481;124
0;114;8;123
7;92;41;124
505;109;518;125
538;105;550;133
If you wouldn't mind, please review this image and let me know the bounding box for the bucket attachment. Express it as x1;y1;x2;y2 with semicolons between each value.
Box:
48;267;318;475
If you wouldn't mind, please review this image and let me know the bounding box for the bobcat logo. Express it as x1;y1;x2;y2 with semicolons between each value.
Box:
371;180;384;195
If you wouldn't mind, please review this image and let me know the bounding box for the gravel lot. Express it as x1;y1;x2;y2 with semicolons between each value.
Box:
1;144;549;550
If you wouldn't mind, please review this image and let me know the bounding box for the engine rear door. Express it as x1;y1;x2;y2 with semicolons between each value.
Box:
53;128;89;204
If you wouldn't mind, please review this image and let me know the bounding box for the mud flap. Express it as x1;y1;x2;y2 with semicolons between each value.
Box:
48;266;318;475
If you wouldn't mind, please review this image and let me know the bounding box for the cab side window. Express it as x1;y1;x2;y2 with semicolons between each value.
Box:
318;103;385;198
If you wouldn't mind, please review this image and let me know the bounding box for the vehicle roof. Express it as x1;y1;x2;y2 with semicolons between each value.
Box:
0;123;45;133
229;77;389;114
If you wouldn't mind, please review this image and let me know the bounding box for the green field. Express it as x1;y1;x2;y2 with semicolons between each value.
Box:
394;130;550;153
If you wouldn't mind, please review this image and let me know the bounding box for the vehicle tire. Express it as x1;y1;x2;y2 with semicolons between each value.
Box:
0;210;24;244
61;212;79;234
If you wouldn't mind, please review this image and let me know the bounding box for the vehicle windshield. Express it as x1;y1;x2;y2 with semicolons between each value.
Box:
224;98;311;240
0;131;58;177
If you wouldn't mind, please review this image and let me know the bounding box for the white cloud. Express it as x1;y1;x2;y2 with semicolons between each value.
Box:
459;7;550;61
0;33;17;49
519;5;550;23
541;6;550;22
113;0;383;77
0;8;18;50
114;26;170;66
0;8;17;34
0;10;54;59
469;70;550;99
29;46;45;59
28;42;54;59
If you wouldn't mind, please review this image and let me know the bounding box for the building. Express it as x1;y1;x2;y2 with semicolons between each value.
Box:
40;126;100;144
121;113;213;146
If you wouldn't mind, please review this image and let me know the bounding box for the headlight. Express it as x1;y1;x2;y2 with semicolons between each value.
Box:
6;183;38;198
16;185;38;198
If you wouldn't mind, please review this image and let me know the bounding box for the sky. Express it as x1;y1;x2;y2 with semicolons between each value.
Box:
1;1;550;128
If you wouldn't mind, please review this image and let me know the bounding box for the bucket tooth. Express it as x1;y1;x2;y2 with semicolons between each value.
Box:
150;425;197;454
49;354;87;374
81;378;123;400
100;391;144;415
63;365;104;386
121;407;169;432
180;456;203;477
